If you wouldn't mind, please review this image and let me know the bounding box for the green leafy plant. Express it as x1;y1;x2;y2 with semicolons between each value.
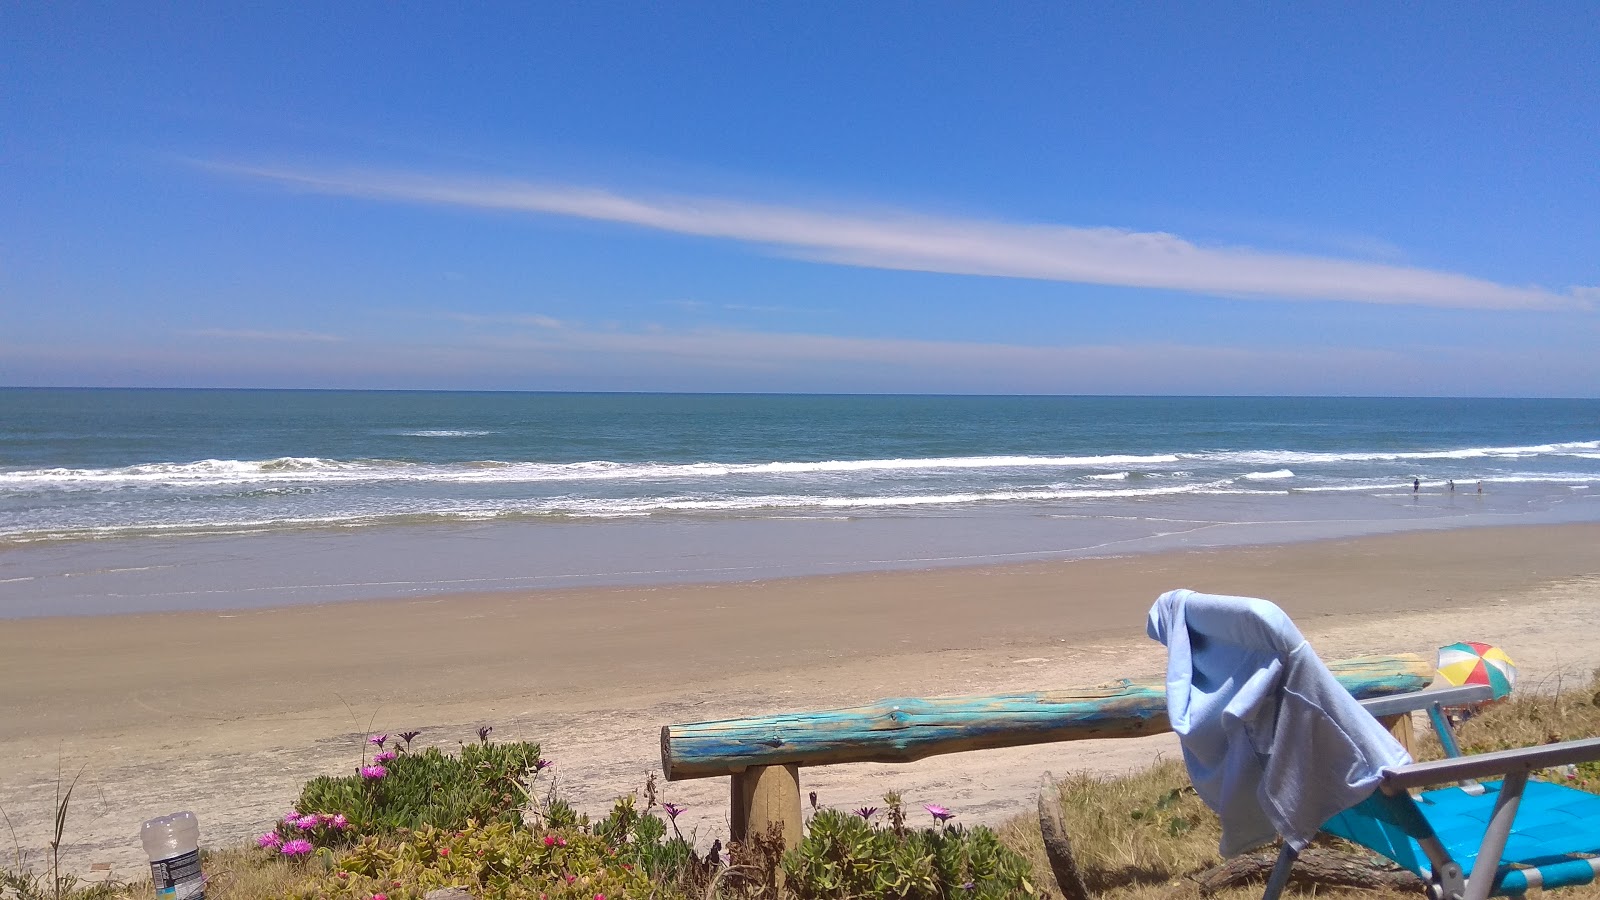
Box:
301;820;661;900
294;740;546;837
784;804;1037;899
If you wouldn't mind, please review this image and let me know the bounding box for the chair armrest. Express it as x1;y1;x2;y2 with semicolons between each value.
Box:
1380;736;1600;792
1359;684;1494;717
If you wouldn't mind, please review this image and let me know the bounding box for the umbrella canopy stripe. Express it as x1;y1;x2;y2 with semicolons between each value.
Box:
1437;641;1517;699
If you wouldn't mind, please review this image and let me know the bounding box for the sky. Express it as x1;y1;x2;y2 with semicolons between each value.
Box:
3;4;1598;396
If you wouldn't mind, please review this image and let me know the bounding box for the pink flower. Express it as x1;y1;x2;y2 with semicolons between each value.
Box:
438;848;449;857
296;814;322;830
373;750;398;763
543;835;557;847
279;839;314;857
331;814;350;830
924;804;955;824
282;810;301;824
372;894;388;900
256;832;283;848
369;734;389;748
360;765;387;779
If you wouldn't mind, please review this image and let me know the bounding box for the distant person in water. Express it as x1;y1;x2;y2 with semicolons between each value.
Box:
1413;478;1420;492
1477;481;1483;494
1449;479;1455;492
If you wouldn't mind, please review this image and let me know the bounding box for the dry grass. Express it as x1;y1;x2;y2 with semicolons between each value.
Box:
1004;670;1600;900
192;847;319;900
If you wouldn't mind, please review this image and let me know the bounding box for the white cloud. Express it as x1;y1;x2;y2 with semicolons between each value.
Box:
436;311;564;329
211;163;1591;312
184;328;344;342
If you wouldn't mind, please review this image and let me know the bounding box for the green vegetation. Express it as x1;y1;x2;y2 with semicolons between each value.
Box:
6;671;1599;900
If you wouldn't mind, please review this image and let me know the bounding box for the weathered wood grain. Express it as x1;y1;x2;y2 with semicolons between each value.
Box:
662;653;1431;780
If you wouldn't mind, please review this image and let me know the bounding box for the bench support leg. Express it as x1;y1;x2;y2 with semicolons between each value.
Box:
730;764;803;850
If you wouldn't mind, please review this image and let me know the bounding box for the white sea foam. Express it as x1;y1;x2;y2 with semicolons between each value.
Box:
0;479;1268;542
1242;469;1295;481
396;430;497;437
0;452;1188;489
1204;440;1600;467
6;438;1597;491
1087;472;1129;480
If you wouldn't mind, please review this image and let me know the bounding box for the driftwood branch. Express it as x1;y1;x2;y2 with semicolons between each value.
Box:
1193;847;1424;895
1037;774;1092;900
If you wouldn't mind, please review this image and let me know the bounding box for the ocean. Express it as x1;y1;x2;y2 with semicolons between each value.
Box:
3;389;1598;616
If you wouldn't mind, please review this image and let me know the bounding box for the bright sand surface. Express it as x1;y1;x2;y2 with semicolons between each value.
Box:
3;523;1599;877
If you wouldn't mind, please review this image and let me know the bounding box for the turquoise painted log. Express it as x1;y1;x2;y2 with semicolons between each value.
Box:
661;653;1431;781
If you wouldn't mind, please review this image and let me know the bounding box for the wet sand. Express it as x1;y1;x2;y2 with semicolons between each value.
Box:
2;523;1598;877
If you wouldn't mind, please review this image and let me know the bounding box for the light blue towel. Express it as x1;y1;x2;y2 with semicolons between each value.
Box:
1147;589;1412;856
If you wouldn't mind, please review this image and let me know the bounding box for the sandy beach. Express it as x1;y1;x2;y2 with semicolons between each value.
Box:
3;523;1598;878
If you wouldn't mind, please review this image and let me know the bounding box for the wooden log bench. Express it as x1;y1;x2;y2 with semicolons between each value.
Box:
661;653;1431;848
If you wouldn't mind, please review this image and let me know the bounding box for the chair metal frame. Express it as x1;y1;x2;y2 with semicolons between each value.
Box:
1260;683;1600;900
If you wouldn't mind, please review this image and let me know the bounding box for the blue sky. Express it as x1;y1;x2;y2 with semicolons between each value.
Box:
3;4;1597;395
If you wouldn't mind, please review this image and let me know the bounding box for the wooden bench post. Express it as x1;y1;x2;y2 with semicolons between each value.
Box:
1378;713;1415;756
730;764;802;850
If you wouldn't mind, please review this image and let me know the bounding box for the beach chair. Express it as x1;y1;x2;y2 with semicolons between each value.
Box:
1147;589;1600;900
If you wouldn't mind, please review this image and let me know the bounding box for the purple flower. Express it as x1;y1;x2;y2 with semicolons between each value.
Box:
295;814;322;830
283;810;302;824
256;832;283;848
331;814;350;830
477;725;493;743
398;730;422;749
533;758;552;772
853;806;878;821
924;804;955;824
280;839;314;857
662;803;686;821
373;750;398;763
360;765;388;780
368;734;389;749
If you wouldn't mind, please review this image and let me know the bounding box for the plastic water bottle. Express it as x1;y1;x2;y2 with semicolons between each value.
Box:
141;812;204;900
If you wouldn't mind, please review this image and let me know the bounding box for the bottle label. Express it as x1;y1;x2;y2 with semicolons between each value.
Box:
149;850;204;900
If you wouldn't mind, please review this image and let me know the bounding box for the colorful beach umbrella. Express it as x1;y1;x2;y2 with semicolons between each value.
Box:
1437;641;1517;699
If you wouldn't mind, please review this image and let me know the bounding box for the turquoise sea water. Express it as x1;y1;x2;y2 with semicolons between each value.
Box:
2;389;1598;615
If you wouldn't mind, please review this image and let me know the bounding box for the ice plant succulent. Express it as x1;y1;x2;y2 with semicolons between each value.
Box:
924;803;955;824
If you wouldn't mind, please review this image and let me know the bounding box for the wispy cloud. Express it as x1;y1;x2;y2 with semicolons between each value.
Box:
209;163;1591;312
185;328;344;342
434;311;564;329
